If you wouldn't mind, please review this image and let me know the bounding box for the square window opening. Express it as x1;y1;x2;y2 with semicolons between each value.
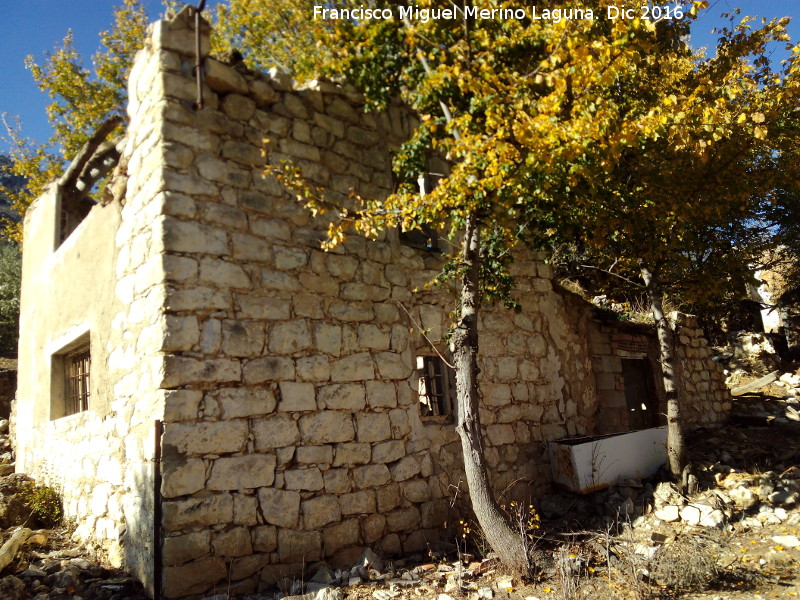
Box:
399;225;440;252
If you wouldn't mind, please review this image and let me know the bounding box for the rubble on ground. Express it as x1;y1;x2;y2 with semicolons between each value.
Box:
0;469;148;600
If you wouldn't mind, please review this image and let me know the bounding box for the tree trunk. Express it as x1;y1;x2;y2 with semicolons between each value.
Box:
639;261;687;478
452;214;530;575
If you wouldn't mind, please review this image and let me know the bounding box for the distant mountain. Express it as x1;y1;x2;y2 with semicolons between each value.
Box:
0;155;25;222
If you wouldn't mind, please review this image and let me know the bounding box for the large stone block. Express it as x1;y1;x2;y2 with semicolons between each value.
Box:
284;467;324;491
361;513;386;544
252;414;301;450
388;409;411;439
199;257;251;288
277;529;323;563
231;232;273;262
252;525;278;552
302;495;341;529
295;445;333;465
402;479;431;503
165;284;231;312
390;455;421;482
196;155;250;188
213;527;253;557
163;557;227;599
323;468;352;494
163;531;211;566
162;420;248;455
386;506;421;532
216;387;276;419
162;389;203;422
421;499;449;528
233;493;259;526
222;93;257;121
230;553;271;581
208;454;276;490
162;356;242;387
205;58;248;94
260;269;305;292
374;352;413;380
299;273;339;296
222;320;266;357
329;352;375;382
279;382;316;411
237;293;291;320
340;490;376;515
161;457;206;498
357;324;391;350
352;464;391;489
366;381;397;409
243;356;295;383
250;79;279;106
322;518;361;556
314;323;343;356
318;383;366;410
355;412;391;443
299;412;355;444
329;302;374;322
275;246;309;270
258;487;301;528
372;440;405;464
296;355;330;381
163;494;233;531
332;443;370;467
269;320;313;354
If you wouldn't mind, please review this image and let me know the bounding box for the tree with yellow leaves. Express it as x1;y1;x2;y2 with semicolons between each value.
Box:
562;9;800;478
1;0;147;239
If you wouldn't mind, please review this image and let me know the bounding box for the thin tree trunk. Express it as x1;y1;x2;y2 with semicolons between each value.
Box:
639;261;686;478
452;214;530;575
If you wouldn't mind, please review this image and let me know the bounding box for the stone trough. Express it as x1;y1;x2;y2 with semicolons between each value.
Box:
548;426;667;493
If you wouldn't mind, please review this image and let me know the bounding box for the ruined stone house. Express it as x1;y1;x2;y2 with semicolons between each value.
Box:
13;9;732;599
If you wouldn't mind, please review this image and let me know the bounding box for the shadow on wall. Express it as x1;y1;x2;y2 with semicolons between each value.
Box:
123;421;158;599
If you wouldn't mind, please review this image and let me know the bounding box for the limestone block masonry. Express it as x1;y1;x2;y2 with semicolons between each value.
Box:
13;8;732;599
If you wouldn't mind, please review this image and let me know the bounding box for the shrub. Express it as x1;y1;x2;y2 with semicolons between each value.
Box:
19;483;63;528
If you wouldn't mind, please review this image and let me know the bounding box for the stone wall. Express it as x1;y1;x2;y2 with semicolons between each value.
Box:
140;9;600;598
571;296;731;434
672;313;731;427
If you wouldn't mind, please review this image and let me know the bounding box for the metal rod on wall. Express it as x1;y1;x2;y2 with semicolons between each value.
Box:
153;420;163;600
194;0;206;110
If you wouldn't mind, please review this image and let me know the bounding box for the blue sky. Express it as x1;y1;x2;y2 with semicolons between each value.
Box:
0;1;798;155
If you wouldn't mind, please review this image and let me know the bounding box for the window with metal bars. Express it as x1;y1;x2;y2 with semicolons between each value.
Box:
65;346;90;416
417;355;454;420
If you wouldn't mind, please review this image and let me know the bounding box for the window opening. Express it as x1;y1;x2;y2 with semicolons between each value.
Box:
417;355;454;419
399;173;442;252
56;117;122;248
400;225;439;251
65;346;91;416
51;332;91;420
621;358;658;430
